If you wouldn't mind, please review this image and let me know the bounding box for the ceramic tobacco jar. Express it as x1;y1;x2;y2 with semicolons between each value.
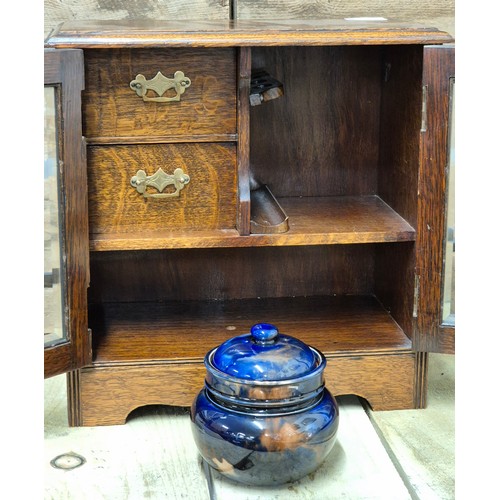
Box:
190;323;339;486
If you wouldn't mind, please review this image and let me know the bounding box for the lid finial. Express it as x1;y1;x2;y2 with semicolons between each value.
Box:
251;323;279;343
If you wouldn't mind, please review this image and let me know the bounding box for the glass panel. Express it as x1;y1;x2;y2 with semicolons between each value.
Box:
44;86;66;346
442;78;455;325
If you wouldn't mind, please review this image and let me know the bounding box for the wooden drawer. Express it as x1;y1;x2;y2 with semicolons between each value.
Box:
87;143;237;235
83;48;237;140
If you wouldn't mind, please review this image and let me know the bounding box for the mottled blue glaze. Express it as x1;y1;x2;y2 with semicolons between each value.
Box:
250;323;279;342
212;324;317;380
190;387;339;486
205;345;326;403
191;323;340;485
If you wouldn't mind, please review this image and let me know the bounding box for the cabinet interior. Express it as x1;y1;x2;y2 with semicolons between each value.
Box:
88;44;423;364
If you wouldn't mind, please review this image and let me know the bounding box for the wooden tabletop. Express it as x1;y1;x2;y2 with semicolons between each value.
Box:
45;19;453;48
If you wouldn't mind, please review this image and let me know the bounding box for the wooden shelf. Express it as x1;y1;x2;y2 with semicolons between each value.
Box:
89;295;412;365
90;195;415;251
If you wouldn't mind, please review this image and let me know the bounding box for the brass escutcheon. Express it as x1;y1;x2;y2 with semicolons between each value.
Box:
130;71;191;102
130;167;190;199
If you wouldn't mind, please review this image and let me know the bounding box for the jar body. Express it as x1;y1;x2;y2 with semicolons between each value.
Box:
190;387;339;486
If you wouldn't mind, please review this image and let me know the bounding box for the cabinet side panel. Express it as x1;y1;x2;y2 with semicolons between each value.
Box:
378;45;423;229
374;242;416;341
374;46;423;342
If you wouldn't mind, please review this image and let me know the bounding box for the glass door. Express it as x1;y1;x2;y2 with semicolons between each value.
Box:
415;44;455;354
44;85;65;346
442;78;455;328
44;49;92;377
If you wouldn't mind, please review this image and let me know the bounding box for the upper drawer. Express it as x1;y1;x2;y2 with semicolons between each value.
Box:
82;48;237;140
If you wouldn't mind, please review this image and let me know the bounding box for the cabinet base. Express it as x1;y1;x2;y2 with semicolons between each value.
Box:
67;352;424;426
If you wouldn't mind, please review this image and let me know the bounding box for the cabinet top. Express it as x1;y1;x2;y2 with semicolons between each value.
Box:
45;19;453;48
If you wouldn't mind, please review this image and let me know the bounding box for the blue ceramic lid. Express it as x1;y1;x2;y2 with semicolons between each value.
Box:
211;323;318;381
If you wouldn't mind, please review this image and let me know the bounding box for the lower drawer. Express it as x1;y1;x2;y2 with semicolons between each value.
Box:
87;143;237;235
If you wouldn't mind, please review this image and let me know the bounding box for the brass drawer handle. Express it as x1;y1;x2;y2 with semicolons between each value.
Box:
130;71;191;102
130;167;190;199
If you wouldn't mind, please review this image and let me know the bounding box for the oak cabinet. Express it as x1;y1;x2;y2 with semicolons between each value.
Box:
44;20;454;425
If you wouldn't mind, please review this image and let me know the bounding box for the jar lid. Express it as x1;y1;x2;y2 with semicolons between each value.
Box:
211;323;318;381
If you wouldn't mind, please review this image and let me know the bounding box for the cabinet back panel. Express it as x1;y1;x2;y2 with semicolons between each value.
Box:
249;46;381;197
88;246;374;303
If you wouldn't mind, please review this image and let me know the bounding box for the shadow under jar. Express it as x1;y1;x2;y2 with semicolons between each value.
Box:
190;323;339;486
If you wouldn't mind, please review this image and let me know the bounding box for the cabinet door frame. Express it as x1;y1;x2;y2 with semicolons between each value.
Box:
415;44;455;354
44;48;91;377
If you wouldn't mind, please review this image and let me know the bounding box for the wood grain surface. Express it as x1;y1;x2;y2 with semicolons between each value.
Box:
415;45;455;353
87;295;412;363
70;350;415;425
44;49;92;378
249;46;381;198
236;47;251;235
87;143;237;234
88;195;415;250
82;48;236;139
324;353;416;411
235;0;454;21
378;45;423;229
48;374;432;499
45;19;453;48
88;245;375;302
45;17;454;428
371;44;424;344
44;0;231;36
374;242;416;347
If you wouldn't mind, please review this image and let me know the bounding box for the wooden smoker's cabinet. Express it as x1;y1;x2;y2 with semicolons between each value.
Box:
44;20;455;426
